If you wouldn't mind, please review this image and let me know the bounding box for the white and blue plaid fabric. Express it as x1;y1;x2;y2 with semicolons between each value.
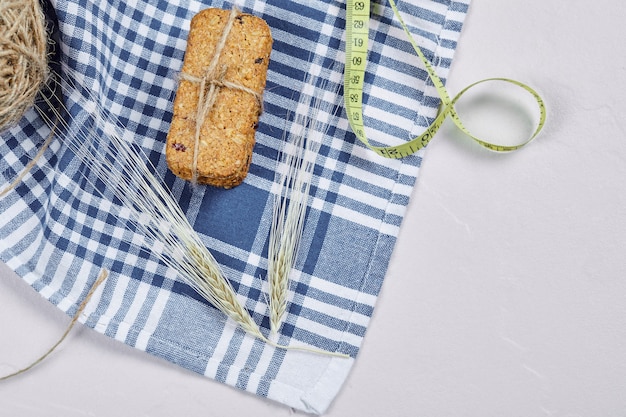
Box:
0;0;469;413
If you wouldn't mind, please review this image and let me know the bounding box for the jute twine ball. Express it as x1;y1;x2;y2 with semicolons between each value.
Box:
0;0;49;132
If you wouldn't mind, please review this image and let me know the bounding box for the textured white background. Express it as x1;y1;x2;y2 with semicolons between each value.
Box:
1;0;625;415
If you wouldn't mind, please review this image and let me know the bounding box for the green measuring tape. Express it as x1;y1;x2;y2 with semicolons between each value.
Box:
344;0;547;159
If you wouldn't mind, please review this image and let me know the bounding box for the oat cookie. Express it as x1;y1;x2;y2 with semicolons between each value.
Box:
166;8;272;188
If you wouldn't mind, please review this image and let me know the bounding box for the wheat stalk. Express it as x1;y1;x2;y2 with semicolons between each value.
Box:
36;68;263;340
268;75;338;334
33;66;348;357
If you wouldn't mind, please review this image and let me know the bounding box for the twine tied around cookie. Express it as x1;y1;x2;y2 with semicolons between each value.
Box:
178;6;263;184
0;0;49;132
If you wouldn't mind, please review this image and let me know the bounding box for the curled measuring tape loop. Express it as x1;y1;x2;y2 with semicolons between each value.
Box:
446;77;546;152
343;0;547;159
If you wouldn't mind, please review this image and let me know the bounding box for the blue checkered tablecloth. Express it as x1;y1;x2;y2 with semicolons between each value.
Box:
0;0;470;413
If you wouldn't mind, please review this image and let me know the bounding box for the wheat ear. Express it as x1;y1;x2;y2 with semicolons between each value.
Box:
36;68;263;340
268;75;338;334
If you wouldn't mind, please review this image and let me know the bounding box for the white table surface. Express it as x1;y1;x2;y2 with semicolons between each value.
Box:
2;0;625;415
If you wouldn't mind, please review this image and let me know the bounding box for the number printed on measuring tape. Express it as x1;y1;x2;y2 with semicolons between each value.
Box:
343;0;547;159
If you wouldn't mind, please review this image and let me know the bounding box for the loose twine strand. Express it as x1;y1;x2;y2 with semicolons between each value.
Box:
0;0;91;381
0;0;49;133
0;269;108;381
178;6;262;184
0;122;56;198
